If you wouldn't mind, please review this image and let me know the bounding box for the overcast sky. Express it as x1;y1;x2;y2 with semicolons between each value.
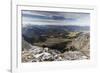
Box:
22;10;90;26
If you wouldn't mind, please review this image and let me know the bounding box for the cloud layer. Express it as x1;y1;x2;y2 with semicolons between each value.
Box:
22;10;90;26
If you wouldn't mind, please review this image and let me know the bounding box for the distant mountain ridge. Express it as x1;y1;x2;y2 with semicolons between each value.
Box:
23;24;89;36
22;24;90;44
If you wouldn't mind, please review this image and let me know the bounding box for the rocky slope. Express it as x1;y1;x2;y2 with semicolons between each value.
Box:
65;32;90;58
22;46;87;62
22;32;90;62
22;38;32;51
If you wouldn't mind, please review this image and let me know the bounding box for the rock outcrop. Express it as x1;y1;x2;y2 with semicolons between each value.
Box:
65;32;90;58
22;38;32;51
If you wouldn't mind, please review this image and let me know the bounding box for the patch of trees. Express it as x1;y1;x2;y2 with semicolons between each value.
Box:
23;34;47;44
38;36;47;42
47;41;70;53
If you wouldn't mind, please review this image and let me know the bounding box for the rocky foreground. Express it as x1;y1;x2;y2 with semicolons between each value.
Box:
22;46;88;62
22;32;90;62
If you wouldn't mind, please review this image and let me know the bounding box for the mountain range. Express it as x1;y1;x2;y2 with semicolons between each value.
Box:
22;25;90;44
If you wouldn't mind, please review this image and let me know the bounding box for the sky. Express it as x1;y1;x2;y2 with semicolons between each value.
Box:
22;10;90;26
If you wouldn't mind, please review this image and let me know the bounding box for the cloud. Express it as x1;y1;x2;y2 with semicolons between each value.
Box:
22;10;90;26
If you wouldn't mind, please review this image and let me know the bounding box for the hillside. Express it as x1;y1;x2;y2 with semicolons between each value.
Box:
22;25;90;62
